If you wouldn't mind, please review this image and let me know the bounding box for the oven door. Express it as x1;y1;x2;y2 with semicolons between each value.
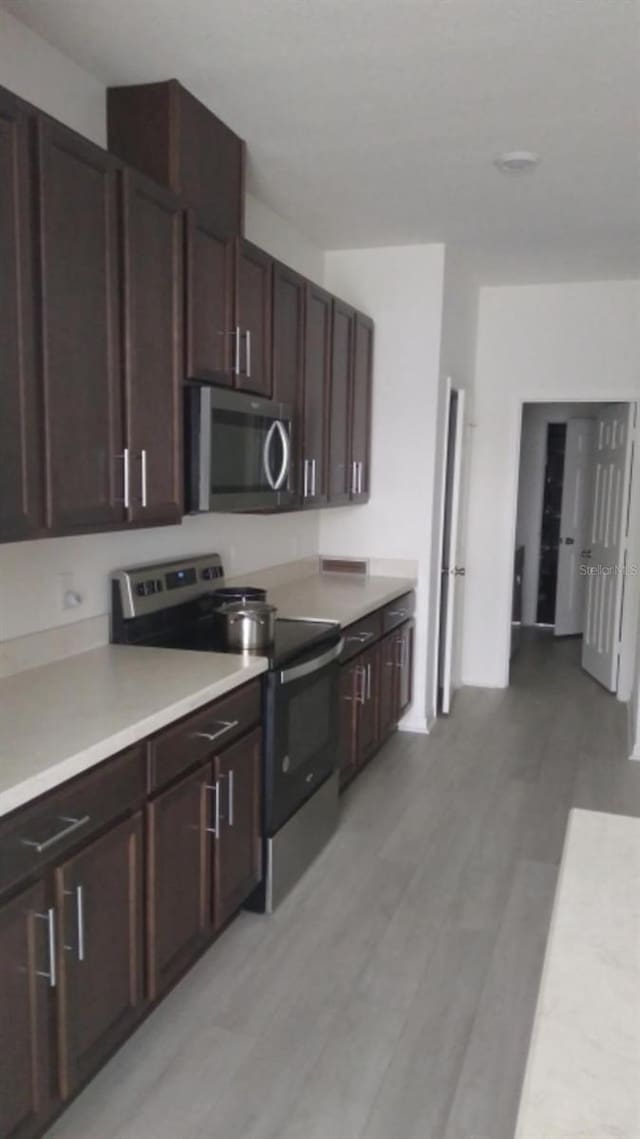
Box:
186;385;294;512
264;640;343;835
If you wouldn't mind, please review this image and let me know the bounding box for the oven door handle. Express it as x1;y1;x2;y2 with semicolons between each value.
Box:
278;638;344;685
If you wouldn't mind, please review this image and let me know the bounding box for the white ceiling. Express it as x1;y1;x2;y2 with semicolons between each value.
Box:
4;0;640;283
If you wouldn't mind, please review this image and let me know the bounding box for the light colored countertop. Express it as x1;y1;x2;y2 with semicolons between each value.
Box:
267;573;416;626
515;808;640;1139
0;646;267;819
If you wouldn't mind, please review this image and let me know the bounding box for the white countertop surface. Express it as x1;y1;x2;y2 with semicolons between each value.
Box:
0;646;267;819
515;808;640;1139
267;573;416;626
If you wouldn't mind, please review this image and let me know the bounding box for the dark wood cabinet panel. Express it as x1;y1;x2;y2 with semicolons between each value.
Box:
37;119;125;533
185;211;233;385
212;728;262;931
302;282;332;507
234;239;273;397
328;299;354;505
339;662;359;786
121;170;183;525
272;262;305;499
350;312;374;503
357;644;380;768
108;79;244;239
398;621;415;717
0;882;56;1139
55;813;144;1098
378;631;399;743
147;763;211;1000
0;90;42;543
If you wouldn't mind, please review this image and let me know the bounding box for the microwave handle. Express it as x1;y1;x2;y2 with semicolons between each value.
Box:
274;421;290;491
263;421;278;489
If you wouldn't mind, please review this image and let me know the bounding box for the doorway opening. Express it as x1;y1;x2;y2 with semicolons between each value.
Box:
510;401;636;693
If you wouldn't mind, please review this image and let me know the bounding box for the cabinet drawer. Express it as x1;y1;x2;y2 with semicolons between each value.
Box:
0;744;146;898
382;592;416;633
340;611;383;662
148;679;262;792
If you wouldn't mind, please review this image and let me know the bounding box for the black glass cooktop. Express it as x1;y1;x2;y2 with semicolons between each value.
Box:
141;615;340;669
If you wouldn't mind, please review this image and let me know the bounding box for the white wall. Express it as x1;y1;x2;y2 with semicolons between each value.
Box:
0;8;325;647
462;280;640;690
319;244;446;732
516;403;600;626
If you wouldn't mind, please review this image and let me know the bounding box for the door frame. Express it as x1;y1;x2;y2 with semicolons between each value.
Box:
505;393;640;699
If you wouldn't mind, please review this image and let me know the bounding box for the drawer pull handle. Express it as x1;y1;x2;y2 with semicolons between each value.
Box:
345;632;374;644
388;609;407;619
191;720;239;744
205;781;220;838
228;768;235;827
21;815;90;854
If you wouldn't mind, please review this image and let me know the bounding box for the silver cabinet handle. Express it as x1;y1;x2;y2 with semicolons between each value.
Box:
191;719;239;744
245;329;251;378
303;458;310;499
35;908;57;988
21;815;90;854
357;664;367;705
117;448;130;509
140;449;148;508
311;458;317;498
345;631;374;644
366;662;372;701
63;884;86;961
228;769;234;827
234;325;242;375
395;636;406;670
205;781;220;838
351;461;358;495
358;461;364;495
389;609;407;619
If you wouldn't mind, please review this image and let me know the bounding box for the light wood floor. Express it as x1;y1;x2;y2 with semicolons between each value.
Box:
49;632;640;1139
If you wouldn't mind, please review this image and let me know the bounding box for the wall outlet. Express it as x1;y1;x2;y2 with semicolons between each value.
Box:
58;572;84;611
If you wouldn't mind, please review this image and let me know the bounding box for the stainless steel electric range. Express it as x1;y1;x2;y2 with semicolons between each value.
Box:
110;553;343;911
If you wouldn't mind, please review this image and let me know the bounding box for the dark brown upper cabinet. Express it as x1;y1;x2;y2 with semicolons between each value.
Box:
107;79;245;240
120;169;184;526
234;238;273;397
185;211;233;385
0;881;56;1139
272;261;305;498
0;89;42;544
37;118;126;534
55;813;144;1099
350;312;374;503
301;282;332;507
328;298;354;505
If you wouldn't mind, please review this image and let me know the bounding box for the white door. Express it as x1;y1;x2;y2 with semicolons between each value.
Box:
554;418;595;636
438;386;466;714
581;403;635;691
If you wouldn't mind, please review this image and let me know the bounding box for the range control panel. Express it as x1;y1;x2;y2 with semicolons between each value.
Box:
112;554;225;619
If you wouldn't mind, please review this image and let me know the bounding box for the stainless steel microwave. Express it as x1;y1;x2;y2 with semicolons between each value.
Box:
185;385;294;513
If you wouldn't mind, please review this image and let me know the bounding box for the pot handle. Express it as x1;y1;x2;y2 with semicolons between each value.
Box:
228;612;266;626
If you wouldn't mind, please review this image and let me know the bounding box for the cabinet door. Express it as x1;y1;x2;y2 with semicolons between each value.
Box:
302;282;332;507
213;728;262;931
185;211;233;385
121;170;183;525
339;662;360;787
0;90;42;543
55;813;143;1098
234;238;272;397
328;298;354;505
37;119;125;533
378;631;399;742
398;622;415;717
0;882;56;1139
147;763;211;1000
350;312;374;503
272;262;305;499
357;644;380;768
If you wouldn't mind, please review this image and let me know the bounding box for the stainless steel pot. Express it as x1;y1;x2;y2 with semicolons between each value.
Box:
219;600;277;653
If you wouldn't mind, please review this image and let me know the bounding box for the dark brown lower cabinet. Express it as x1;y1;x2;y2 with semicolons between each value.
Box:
378;630;399;743
0;882;55;1139
398;622;414;717
339;660;360;785
213;728;262;931
146;763;211;1001
55;813;144;1098
357;644;380;768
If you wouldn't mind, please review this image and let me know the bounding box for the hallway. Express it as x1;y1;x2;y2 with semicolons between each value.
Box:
48;634;640;1139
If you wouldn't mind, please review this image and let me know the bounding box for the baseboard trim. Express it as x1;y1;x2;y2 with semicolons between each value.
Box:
399;715;429;735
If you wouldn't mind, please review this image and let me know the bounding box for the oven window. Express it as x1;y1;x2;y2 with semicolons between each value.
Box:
286;674;332;772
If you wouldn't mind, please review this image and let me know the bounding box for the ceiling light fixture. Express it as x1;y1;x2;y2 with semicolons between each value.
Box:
494;150;540;175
